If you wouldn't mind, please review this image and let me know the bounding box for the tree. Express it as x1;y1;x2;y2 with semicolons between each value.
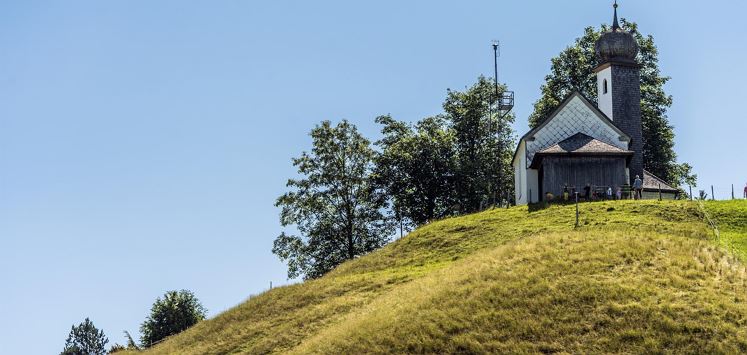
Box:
528;20;695;187
60;318;108;355
273;120;393;279
374;114;457;228
443;76;515;212
140;290;206;348
108;331;140;353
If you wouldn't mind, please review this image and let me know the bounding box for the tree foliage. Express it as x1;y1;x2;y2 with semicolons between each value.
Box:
374;77;516;227
375;115;457;228
108;331;140;353
140;290;206;348
444;76;515;212
273;120;393;280
61;318;108;355
528;20;695;187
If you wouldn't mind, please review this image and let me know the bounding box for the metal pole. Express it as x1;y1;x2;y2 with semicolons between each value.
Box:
397;204;403;238
711;185;715;201
689;185;693;200
492;41;502;208
493;41;500;98
575;192;579;228
732;184;735;200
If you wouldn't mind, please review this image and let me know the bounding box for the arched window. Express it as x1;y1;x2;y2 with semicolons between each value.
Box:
603;79;608;94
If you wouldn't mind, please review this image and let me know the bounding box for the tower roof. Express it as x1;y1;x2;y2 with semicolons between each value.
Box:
612;0;620;31
595;1;639;65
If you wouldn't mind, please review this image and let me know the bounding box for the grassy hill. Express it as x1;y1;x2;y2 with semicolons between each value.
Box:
132;200;747;354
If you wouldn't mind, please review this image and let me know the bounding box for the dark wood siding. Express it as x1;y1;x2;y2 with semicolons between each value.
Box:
540;156;627;199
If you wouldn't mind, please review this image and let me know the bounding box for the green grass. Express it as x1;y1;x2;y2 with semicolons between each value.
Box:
705;200;747;259
130;200;747;354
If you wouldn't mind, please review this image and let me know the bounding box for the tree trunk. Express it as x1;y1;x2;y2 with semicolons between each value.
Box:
346;223;354;260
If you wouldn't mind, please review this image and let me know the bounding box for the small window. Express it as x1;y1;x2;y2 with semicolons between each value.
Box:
603;79;608;94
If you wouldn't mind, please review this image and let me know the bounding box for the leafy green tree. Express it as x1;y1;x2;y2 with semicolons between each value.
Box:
273;120;393;279
443;76;515;212
375;114;457;228
60;318;108;355
108;331;140;353
528;20;695;186
140;290;206;348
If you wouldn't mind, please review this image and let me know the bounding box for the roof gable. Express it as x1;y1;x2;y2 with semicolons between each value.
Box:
521;91;629;143
642;170;678;192
515;91;632;167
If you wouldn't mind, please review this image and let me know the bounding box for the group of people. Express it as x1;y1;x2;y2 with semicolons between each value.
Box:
561;175;645;201
556;180;747;202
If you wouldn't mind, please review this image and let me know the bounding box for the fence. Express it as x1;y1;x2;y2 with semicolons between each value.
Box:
688;184;747;201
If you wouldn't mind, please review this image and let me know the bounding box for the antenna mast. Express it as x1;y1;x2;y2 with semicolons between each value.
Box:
490;41;515;207
492;40;514;118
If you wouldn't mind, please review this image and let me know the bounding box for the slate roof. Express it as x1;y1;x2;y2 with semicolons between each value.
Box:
528;133;633;169
642;170;678;192
512;91;630;166
537;133;633;155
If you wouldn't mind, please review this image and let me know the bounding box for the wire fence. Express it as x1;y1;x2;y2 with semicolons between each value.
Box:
696;198;720;241
687;184;747;201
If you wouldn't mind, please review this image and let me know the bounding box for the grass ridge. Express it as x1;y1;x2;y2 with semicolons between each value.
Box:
133;200;747;354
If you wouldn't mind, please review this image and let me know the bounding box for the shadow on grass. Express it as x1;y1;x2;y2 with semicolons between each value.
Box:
528;202;550;213
528;199;618;213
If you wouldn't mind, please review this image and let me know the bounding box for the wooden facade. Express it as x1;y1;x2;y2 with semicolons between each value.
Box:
540;156;627;199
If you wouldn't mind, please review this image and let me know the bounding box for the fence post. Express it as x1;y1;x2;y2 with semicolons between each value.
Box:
575;192;579;228
711;185;715;201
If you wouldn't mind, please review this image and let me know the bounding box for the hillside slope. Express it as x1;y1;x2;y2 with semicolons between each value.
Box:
136;200;747;354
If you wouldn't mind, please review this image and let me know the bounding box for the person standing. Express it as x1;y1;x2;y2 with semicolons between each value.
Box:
743;183;747;199
584;183;592;201
633;175;643;200
606;186;613;200
616;186;622;200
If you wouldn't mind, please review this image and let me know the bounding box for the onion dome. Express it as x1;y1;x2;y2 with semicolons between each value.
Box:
595;1;639;64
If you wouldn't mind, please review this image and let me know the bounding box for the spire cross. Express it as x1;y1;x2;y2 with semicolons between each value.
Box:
612;0;620;31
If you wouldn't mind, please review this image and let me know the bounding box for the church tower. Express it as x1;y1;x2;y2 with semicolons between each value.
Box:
593;1;643;184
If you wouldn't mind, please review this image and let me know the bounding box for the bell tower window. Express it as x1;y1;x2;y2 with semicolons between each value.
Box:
603;79;608;94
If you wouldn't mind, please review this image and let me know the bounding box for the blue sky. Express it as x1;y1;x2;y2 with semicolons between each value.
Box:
1;1;745;353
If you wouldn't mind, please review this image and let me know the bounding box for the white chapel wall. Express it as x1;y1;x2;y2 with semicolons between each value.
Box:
513;141;527;205
527;169;539;203
596;67;613;119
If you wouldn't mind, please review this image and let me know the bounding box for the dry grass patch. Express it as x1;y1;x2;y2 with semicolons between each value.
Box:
129;200;747;354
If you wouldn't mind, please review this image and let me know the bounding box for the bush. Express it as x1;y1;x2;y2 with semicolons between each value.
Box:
140;290;206;348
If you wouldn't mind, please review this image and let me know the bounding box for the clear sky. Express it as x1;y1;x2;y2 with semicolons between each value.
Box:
1;1;745;353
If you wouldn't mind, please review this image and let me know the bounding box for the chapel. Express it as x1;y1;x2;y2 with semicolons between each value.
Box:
512;2;678;205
